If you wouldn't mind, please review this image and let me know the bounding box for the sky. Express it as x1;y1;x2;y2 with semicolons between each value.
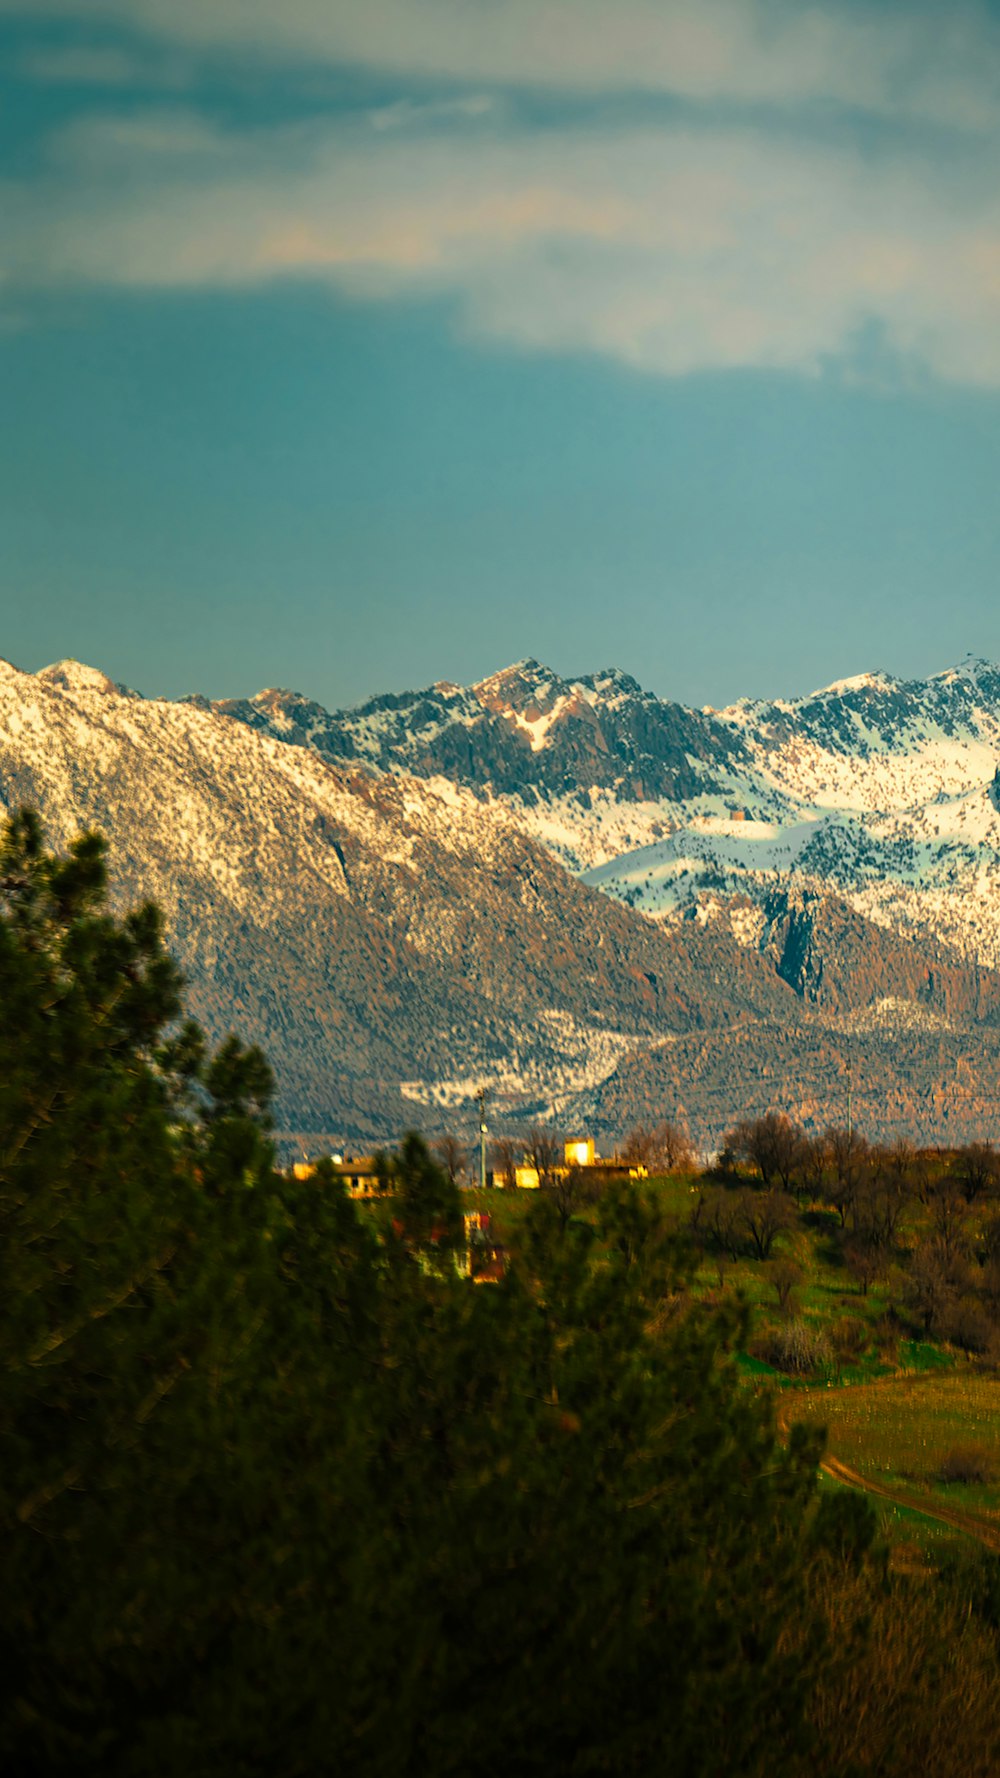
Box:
2;0;1000;712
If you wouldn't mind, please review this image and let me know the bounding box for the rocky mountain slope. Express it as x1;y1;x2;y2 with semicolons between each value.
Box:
0;657;816;1148
203;656;1000;974
4;655;1000;1151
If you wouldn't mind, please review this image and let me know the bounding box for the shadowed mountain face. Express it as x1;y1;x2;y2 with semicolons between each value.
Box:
747;887;1000;1022
4;656;1000;1151
201;655;1000;971
190;658;745;806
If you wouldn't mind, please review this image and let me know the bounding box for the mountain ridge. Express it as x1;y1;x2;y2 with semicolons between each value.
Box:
183;652;1000;971
5;652;1000;1149
0;656;810;1146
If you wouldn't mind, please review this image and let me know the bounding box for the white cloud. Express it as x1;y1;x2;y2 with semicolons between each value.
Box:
5;0;1000;130
10;104;1000;387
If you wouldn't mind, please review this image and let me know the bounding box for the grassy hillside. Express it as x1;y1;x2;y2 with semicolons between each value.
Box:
455;1162;1000;1560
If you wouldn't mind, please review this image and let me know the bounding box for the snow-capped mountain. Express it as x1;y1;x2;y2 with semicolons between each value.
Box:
0;656;816;1147
4;654;1000;1149
202;656;1000;971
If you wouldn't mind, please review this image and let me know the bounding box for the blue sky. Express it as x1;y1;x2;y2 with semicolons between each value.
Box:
2;0;1000;710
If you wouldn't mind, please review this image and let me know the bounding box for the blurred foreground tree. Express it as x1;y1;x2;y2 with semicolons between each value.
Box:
4;810;1000;1777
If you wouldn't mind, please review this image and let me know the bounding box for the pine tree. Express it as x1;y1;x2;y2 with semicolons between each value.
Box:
16;809;993;1777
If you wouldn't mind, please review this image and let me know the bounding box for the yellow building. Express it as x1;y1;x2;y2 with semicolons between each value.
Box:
291;1156;384;1198
564;1138;596;1168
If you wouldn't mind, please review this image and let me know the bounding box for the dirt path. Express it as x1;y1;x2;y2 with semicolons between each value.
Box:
817;1449;1000;1552
775;1394;1000;1554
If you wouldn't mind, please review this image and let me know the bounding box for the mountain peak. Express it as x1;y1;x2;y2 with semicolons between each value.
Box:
474;658;552;696
35;660;128;698
932;654;996;687
805;669;895;701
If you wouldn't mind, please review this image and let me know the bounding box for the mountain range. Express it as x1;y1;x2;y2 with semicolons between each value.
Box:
197;654;1000;969
3;653;1000;1154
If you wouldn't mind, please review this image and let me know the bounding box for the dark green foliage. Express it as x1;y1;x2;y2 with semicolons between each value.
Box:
10;808;997;1777
389;1127;463;1251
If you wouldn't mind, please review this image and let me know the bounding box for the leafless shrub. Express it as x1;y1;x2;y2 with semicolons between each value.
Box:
939;1294;994;1356
754;1318;833;1376
767;1257;803;1315
938;1443;997;1486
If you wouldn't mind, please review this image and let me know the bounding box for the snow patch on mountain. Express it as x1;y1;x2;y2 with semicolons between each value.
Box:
400;1014;647;1115
166;651;1000;971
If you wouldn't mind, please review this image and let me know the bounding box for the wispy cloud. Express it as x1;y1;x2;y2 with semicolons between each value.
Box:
369;95;499;133
9;102;1000;388
19;45;148;86
5;1;1000;388
5;0;1000;131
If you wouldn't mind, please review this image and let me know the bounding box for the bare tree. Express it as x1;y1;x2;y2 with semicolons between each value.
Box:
798;1132;829;1202
623;1119;693;1175
852;1147;912;1249
884;1137;917;1186
698;1184;793;1265
955;1143;1000;1206
695;1187;744;1263
547;1167;601;1233
434;1133;467;1187
843;1238;886;1298
622;1122;657;1172
491;1137;519;1190
903;1237;965;1334
767;1257;803;1315
926;1171;969;1261
656;1119;694;1173
737;1187;795;1261
526;1124;562;1189
823;1126;870;1228
829;1315;865;1381
726;1112;805;1191
980;1258;1000;1319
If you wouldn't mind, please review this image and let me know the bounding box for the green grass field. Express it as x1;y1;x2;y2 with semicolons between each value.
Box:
451;1175;1000;1553
790;1373;1000;1523
463;1176;900;1348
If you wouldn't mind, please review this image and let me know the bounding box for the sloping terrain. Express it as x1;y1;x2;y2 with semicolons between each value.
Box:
0;658;808;1146
4;656;1000;1150
586;1023;1000;1152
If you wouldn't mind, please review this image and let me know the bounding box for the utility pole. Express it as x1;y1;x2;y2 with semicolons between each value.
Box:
478;1086;488;1193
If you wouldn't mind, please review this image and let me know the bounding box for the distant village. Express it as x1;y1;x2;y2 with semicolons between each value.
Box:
292;1135;642;1198
291;1135;648;1282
